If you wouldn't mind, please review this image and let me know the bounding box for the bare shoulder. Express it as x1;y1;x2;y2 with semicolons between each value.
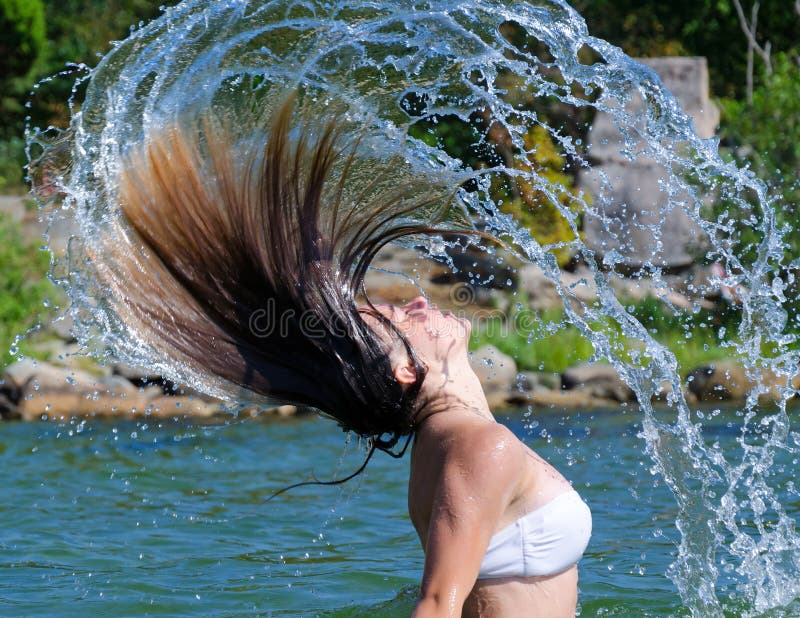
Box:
446;420;526;477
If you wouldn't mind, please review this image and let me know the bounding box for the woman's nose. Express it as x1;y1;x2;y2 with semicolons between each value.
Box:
404;296;429;310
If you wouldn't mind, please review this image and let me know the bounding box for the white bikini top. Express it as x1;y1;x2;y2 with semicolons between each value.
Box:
478;489;592;580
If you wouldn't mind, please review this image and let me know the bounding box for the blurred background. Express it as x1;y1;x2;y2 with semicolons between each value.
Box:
0;0;798;420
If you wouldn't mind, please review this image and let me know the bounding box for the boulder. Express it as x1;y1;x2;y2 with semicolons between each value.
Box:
2;358;50;390
469;345;518;409
561;268;599;305
579;57;718;270
687;362;800;402
585;57;719;162
44;314;76;342
470;345;517;388
517;371;561;392
561;362;635;403
2;359;152;420
145;396;224;419
112;362;175;391
429;242;517;291
48;343;112;377
240;404;307;419
518;265;561;310
518;265;601;310
524;388;619;409
268;404;301;418
580;162;708;270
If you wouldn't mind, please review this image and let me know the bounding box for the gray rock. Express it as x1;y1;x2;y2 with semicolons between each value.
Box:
610;275;654;301
0;196;27;223
518;265;599;309
586;57;719;165
686;362;800;403
112;362;171;389
429;242;516;291
523;388;619;409
561;362;635;403
643;57;720;139
518;265;561;310
2;358;57;390
686;363;751;401
469;345;518;389
469;345;518;409
517;371;561;392
145;396;224;419
580;162;708;269
2;359;146;420
579;57;717;270
561;268;599;304
47;343;112;376
44;314;76;342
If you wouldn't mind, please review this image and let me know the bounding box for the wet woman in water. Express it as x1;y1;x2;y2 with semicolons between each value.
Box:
104;95;591;617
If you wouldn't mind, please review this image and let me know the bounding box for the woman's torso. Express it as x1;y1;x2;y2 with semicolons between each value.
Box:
408;414;584;617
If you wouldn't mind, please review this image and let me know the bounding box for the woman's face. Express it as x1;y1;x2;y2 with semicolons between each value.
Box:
362;296;472;384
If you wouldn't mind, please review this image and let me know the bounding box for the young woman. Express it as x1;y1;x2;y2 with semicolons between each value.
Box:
103;94;591;617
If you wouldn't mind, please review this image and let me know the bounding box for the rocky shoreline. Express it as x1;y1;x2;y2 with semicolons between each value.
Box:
1;343;796;422
2;197;797;422
0;356;304;422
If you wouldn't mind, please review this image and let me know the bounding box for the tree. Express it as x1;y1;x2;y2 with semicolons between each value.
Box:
575;0;799;99
717;53;800;330
0;0;45;80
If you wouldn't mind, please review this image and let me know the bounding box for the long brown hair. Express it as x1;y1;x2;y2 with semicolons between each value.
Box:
103;93;457;449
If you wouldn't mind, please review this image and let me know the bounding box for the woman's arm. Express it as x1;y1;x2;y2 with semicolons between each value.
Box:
412;424;523;617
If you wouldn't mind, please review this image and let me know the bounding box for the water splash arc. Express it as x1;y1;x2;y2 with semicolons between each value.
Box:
26;0;800;615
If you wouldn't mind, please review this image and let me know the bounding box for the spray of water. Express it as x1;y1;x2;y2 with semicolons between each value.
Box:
26;1;800;614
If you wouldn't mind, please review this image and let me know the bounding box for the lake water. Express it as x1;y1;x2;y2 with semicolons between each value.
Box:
1;407;797;617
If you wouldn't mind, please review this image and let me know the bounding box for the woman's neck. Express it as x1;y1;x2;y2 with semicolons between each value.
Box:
414;359;494;425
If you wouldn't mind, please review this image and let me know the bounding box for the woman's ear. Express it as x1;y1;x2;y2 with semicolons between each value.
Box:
393;361;418;385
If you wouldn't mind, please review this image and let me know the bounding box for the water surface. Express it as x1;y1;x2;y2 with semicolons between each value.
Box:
2;407;796;616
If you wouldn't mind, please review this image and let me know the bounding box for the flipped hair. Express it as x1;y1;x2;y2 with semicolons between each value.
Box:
106;94;455;449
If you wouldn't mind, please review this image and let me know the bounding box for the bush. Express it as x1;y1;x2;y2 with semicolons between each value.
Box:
0;0;45;80
493;125;582;267
409;114;582;266
470;308;595;374
578;0;799;99
720;53;800;220
717;52;800;333
471;296;739;375
0;212;53;366
0;137;27;192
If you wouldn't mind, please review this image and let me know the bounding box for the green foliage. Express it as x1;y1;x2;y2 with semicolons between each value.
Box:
0;137;26;193
577;0;800;99
0;212;53;366
0;1;181;191
493;125;581;266
720;53;800;219
410;113;581;266
470;308;595;374
0;0;45;80
26;0;179;128
0;0;45;147
627;296;741;371
716;53;800;333
472;296;740;375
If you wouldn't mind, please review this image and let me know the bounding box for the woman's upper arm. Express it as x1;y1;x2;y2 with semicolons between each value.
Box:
413;424;522;617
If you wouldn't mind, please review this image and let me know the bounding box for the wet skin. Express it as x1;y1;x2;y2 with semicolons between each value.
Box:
363;296;583;617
